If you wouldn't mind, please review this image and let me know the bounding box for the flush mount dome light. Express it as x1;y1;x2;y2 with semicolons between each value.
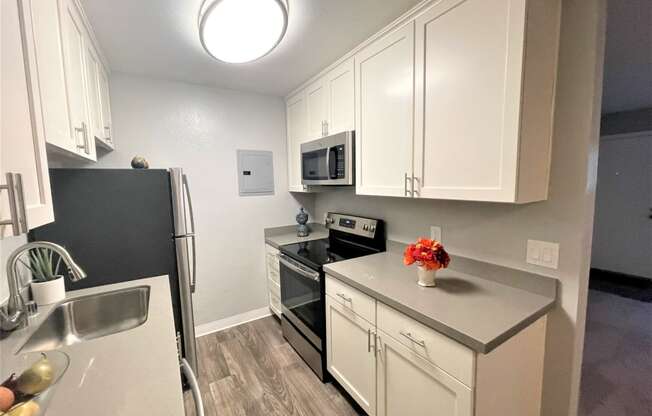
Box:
199;0;288;64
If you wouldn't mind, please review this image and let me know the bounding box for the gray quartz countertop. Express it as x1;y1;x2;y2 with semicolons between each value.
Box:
0;275;185;416
324;247;556;354
264;223;329;248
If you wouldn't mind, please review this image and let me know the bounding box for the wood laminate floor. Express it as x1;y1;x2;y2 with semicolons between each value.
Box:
184;316;361;416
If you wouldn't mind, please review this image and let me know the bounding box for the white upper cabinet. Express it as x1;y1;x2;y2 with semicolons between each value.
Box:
60;0;95;161
412;0;560;203
325;58;355;135
22;0;112;162
286;90;308;192
98;66;114;147
23;0;75;154
355;22;415;197
84;42;104;144
306;79;328;139
1;0;54;237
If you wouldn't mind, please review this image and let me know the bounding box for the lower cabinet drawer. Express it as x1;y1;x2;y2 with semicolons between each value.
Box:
269;291;281;317
325;275;376;323
268;267;280;286
268;278;280;297
377;302;475;387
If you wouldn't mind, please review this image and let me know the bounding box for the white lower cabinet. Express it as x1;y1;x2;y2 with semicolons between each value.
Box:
326;295;377;415
325;275;546;416
265;244;281;318
376;330;472;416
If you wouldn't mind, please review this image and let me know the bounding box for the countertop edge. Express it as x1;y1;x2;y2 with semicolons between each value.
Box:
324;266;555;354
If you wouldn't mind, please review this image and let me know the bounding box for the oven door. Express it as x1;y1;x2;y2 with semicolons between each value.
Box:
279;254;323;349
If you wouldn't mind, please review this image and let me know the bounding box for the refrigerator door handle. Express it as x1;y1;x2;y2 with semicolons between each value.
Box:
182;174;197;292
182;174;196;235
180;358;204;416
190;234;197;293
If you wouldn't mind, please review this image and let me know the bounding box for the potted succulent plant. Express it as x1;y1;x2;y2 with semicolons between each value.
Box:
19;248;66;305
403;238;451;287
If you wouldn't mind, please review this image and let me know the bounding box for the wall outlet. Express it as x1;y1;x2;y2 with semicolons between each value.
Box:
430;226;442;242
526;239;560;269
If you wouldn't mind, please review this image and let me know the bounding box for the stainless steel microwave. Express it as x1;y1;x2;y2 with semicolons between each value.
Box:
301;131;354;185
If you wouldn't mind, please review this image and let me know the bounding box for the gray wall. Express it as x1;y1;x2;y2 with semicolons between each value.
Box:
62;73;315;326
314;1;606;414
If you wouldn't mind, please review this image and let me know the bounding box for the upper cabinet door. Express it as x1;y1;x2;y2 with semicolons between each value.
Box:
325;58;354;134
376;330;473;416
286;90;308;192
413;0;559;202
60;0;95;161
1;0;54;237
355;22;415;197
84;42;103;142
98;66;113;146
305;79;328;139
24;0;76;153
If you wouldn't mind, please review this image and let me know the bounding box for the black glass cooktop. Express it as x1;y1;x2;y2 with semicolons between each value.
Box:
280;237;378;270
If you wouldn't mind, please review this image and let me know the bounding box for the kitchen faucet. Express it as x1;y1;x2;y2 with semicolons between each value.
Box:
0;241;86;332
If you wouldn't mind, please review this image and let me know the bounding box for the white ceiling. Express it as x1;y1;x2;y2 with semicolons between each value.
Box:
81;0;423;97
602;0;652;114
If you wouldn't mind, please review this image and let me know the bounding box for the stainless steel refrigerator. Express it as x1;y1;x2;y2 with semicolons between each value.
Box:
29;168;202;413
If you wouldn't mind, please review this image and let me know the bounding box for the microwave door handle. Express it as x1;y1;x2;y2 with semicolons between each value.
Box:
328;147;338;179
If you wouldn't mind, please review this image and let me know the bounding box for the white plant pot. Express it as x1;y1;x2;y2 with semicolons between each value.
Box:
31;275;66;305
417;266;438;287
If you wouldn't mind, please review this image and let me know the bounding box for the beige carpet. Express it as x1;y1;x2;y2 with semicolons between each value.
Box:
579;290;652;415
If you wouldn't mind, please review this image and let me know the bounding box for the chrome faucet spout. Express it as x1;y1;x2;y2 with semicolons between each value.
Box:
1;241;86;332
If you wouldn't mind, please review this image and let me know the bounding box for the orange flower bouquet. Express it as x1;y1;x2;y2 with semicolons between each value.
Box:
403;238;450;287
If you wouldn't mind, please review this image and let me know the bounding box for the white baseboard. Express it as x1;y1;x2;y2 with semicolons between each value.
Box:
194;306;271;337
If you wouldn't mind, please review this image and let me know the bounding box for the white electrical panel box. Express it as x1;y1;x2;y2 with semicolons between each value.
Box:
237;150;274;196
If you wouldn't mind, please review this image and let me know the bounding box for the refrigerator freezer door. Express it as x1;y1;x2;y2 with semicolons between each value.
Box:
175;234;198;374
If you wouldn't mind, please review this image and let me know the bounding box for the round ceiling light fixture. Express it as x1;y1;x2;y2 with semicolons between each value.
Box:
199;0;288;64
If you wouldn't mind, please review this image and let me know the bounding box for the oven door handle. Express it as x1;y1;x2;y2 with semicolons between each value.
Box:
279;254;320;282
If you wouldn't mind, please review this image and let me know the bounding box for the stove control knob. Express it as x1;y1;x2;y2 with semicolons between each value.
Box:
369;225;376;233
362;224;369;231
325;217;334;224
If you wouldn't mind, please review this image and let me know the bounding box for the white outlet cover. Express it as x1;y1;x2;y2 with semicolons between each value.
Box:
526;239;560;269
430;226;442;242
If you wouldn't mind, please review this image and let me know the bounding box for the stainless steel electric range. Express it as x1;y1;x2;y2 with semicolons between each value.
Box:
278;213;385;381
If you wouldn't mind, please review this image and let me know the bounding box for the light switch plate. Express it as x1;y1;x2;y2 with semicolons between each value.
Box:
526;239;559;269
430;226;442;242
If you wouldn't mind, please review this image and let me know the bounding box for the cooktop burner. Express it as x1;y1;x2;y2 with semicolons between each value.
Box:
280;237;378;270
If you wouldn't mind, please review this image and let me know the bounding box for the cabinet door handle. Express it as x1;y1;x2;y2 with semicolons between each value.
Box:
14;173;28;233
400;331;426;348
336;293;352;303
367;329;372;353
404;173;412;197
323;120;328;136
412;176;420;197
75;123;89;154
104;125;112;142
0;173;27;235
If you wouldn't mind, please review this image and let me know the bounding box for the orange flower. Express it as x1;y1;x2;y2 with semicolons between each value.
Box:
403;238;450;271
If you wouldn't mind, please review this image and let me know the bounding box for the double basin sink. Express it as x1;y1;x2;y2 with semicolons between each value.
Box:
18;286;150;353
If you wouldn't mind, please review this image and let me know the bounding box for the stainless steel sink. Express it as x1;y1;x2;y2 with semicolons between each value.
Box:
18;286;150;353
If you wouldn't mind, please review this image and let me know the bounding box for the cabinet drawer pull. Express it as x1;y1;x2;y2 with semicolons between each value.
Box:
400;331;426;348
336;293;352;303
